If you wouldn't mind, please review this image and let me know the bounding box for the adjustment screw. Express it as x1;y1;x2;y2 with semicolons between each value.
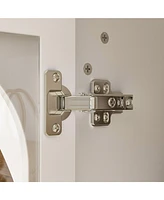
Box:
125;98;132;108
53;72;60;82
52;123;60;133
94;113;101;122
103;112;110;123
108;97;116;108
94;84;101;93
103;83;110;94
101;32;109;44
83;63;92;75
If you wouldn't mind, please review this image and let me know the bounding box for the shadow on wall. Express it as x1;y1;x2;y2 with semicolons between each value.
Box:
0;150;13;182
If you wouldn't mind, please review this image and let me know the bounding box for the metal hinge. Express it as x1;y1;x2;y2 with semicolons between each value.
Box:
45;70;133;136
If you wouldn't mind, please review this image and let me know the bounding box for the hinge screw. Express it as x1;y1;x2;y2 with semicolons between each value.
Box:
94;84;101;93
103;112;110;123
94;113;101;122
125;97;133;108
103;83;110;94
83;63;92;75
101;32;109;44
53;72;60;82
108;97;116;108
52;123;60;133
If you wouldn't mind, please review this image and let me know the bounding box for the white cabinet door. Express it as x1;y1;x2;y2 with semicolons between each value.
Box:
0;19;75;182
75;19;164;181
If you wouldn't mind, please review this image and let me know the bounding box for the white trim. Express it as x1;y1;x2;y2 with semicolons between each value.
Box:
0;19;76;181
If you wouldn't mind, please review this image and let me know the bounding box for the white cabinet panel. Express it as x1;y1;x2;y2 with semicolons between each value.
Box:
75;19;164;181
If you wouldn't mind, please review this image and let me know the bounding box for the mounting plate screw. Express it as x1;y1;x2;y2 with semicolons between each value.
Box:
52;123;60;133
94;84;101;93
103;83;110;94
103;112;110;123
83;63;92;75
53;72;60;82
94;113;100;122
101;32;109;44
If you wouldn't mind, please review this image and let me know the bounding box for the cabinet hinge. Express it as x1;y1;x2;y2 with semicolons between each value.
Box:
45;70;133;135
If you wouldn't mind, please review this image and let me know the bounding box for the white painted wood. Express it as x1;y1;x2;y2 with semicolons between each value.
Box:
0;19;75;181
76;19;164;181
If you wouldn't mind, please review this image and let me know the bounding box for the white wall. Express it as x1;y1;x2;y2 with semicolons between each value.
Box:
75;19;164;181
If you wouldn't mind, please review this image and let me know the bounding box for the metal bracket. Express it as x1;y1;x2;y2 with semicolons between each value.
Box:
45;70;133;136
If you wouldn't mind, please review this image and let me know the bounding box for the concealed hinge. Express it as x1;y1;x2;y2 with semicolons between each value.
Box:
45;70;133;136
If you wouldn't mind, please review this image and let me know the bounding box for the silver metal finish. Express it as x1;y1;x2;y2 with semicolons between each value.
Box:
45;70;71;136
83;63;92;75
90;79;133;126
91;111;111;126
101;32;109;44
94;113;101;122
94;84;101;93
64;94;133;111
52;72;60;82
52;124;61;133
125;96;133;109
108;97;116;108
91;79;111;94
65;96;92;111
103;112;110;123
45;70;133;135
103;83;110;94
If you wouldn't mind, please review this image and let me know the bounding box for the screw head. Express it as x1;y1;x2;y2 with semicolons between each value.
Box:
101;32;109;44
117;98;123;107
108;97;116;108
103;83;110;94
83;63;92;75
52;123;60;133
53;73;60;82
125;97;133;108
94;84;101;93
94;113;100;122
103;112;110;123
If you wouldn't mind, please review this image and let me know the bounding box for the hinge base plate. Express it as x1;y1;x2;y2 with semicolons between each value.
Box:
45;70;71;136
